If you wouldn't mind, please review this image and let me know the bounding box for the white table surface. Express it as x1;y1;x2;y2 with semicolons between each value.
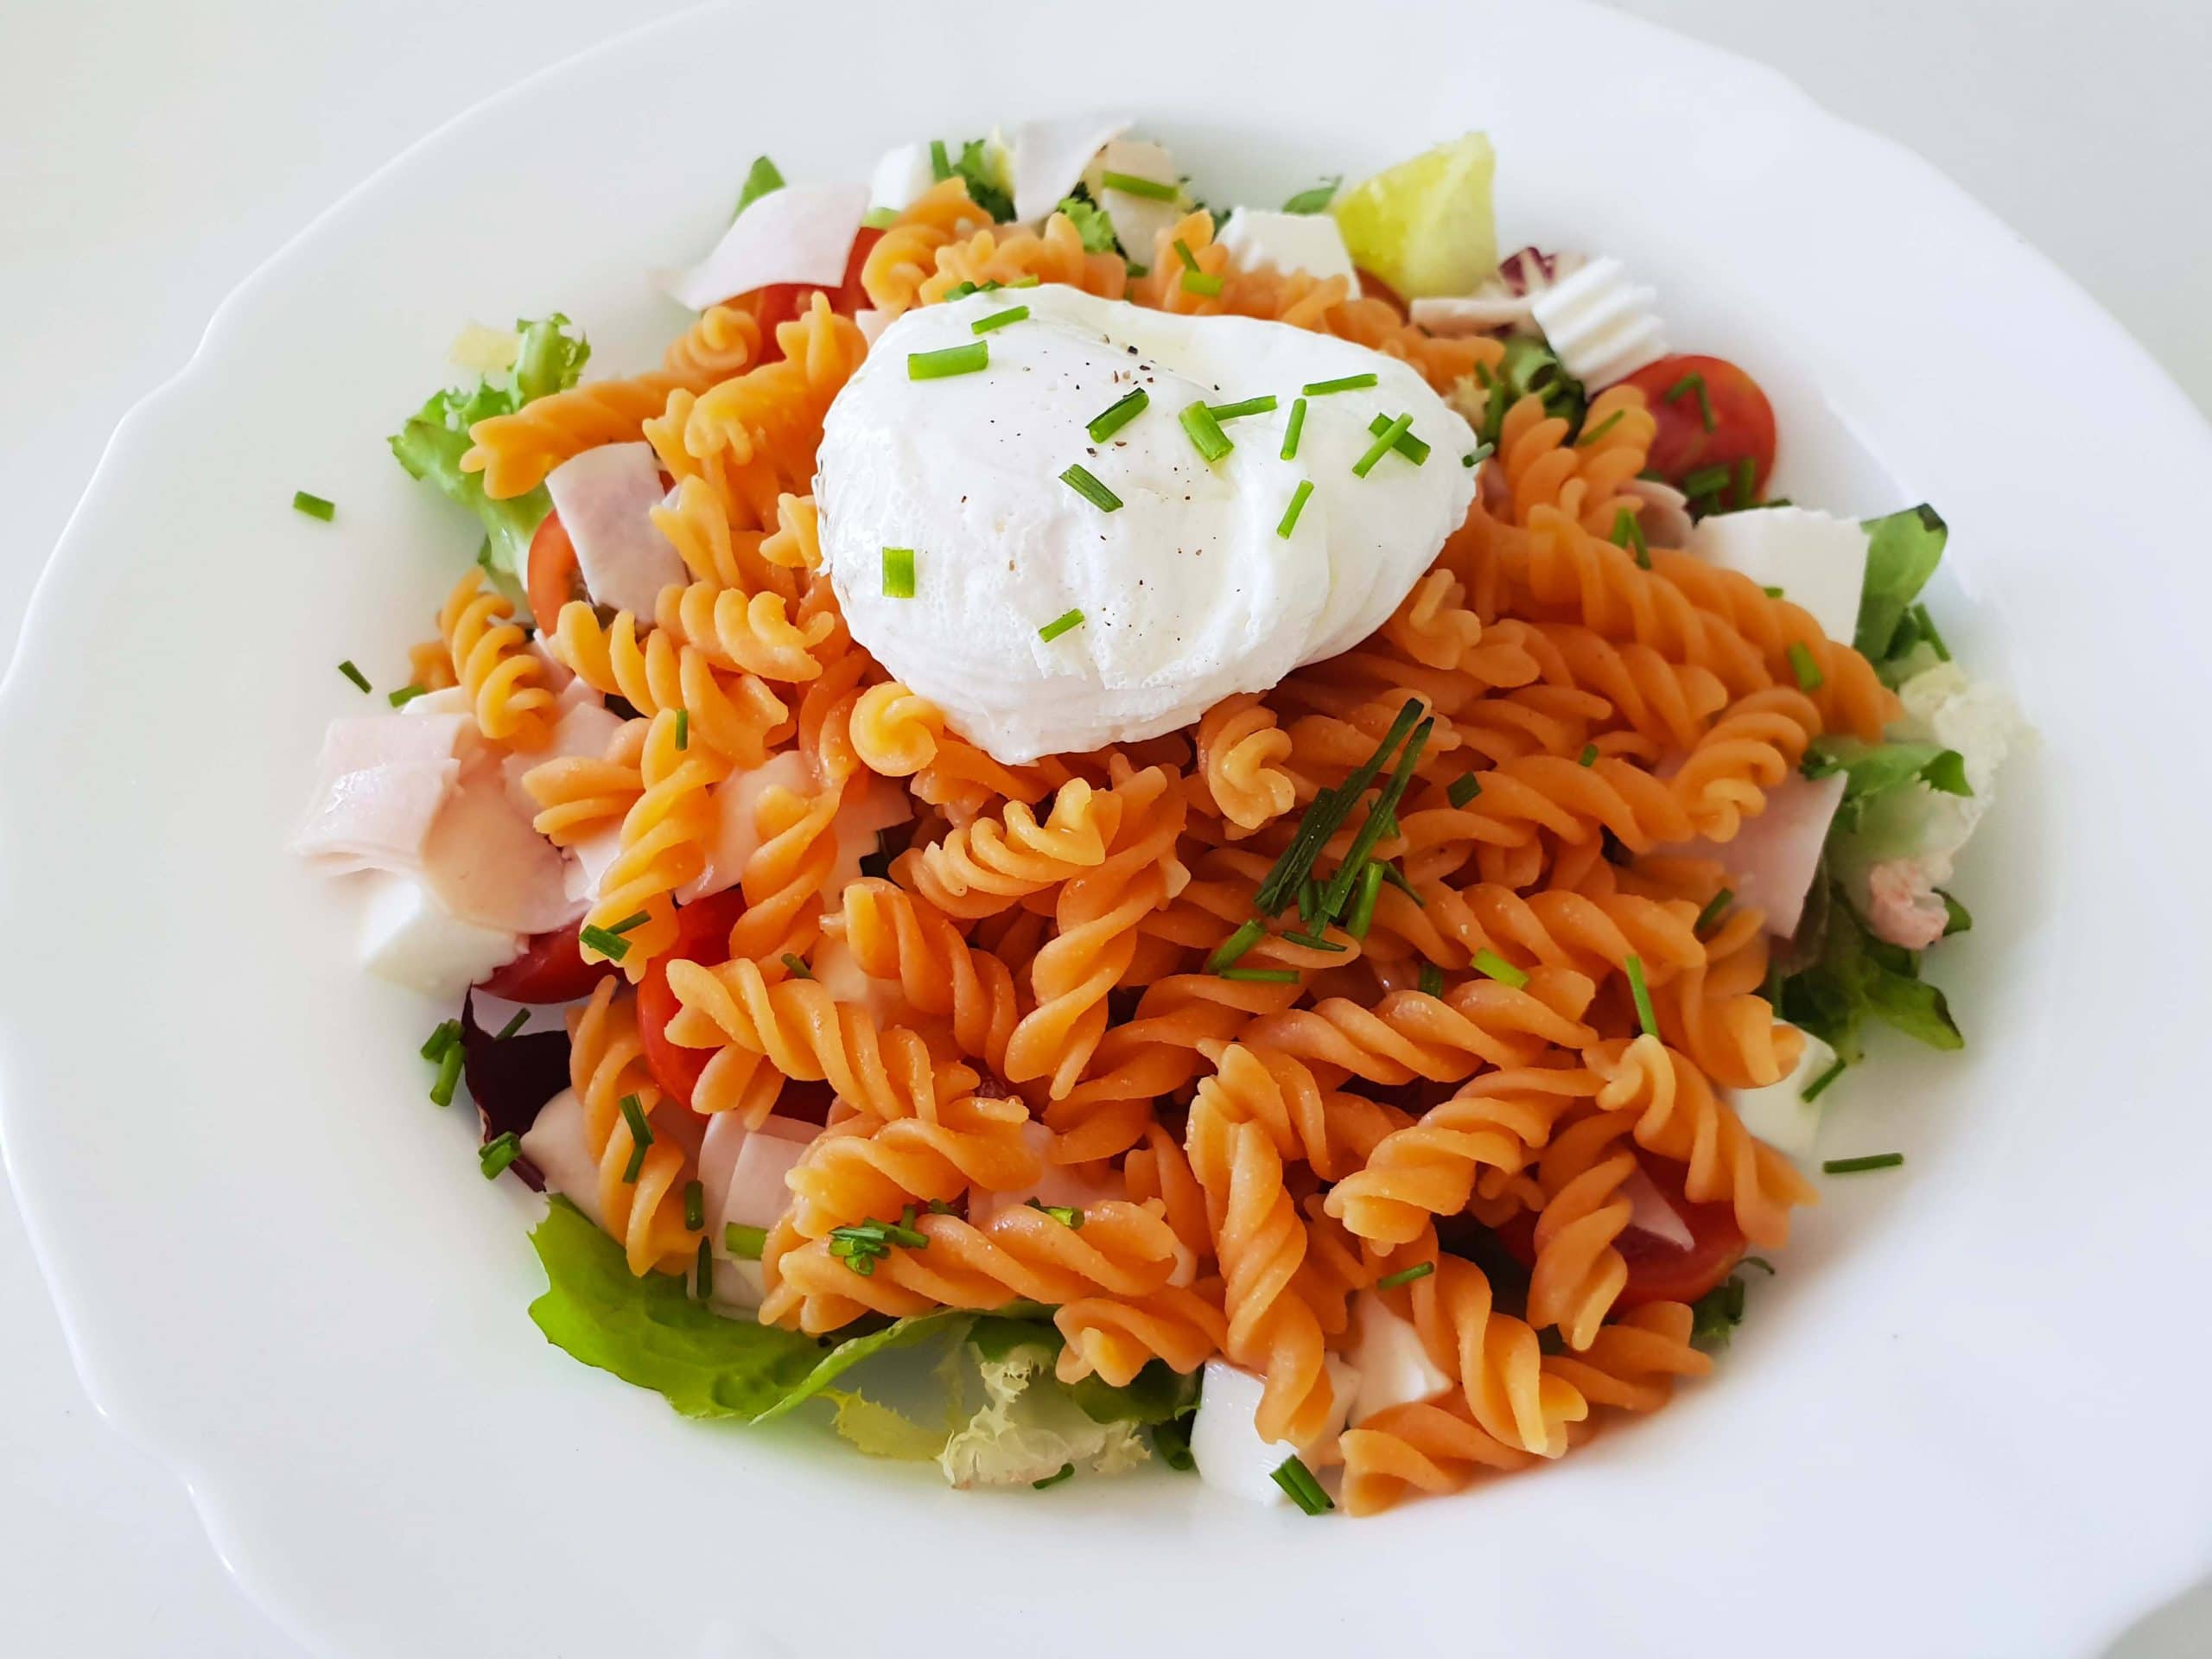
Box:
3;3;2206;1653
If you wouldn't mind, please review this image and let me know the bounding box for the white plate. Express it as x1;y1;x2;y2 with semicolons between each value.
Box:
4;3;2209;1655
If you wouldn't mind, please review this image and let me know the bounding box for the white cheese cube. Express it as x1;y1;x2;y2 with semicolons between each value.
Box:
1191;1356;1360;1507
1730;1025;1839;1165
357;871;519;999
1529;256;1666;387
1214;208;1358;288
1690;507;1870;645
1346;1291;1452;1423
519;1089;607;1231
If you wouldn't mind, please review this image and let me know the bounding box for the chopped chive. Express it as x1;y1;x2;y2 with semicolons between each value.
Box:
578;925;631;961
1281;396;1307;460
1363;412;1430;464
1282;930;1347;953
1663;372;1716;432
337;659;371;693
605;911;651;937
1576;410;1624;448
907;341;988;379
1254;697;1422;915
1376;1261;1434;1290
1822;1152;1904;1175
292;490;335;521
672;706;690;750
1012;275;1041;287
495;1008;530;1040
1180;270;1224;296
1297;875;1325;931
696;1236;715;1300
479;1132;522;1179
1317;715;1433;919
1682;462;1732;502
1913;602;1951;661
1209;394;1279;422
1471;949;1529;989
1377;863;1421;903
1275;479;1315;539
1219;967;1300;983
1625;954;1658;1038
683;1179;705;1231
971;304;1029;334
1786;640;1824;690
1269;1453;1334;1515
1027;1198;1085;1229
1763;585;1786;598
1087;387;1148;442
1171;238;1201;272
1607;507;1650;569
1446;772;1483;808
1101;169;1179;201
724;1223;767;1260
1417;963;1445;998
1694;887;1734;937
1345;861;1386;939
1281;177;1340;214
1179;400;1235;461
862;206;898;230
1033;1461;1078;1490
1801;1058;1848;1104
618;1094;652;1182
1303;372;1377;397
1038;607;1086;644
386;683;429;709
1351;413;1414;478
1206;918;1268;975
881;545;918;597
420;1020;461;1061
780;952;812;979
1732;455;1758;508
929;139;952;181
1579;743;1599;767
1059;463;1123;512
429;1042;465;1108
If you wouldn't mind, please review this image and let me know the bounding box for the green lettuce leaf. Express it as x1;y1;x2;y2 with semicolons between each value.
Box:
389;314;590;610
950;137;1015;222
1803;735;1973;835
938;1341;1149;1489
1056;193;1121;255
730;154;785;220
1853;505;1947;661
525;1198;965;1421
1780;886;1963;1065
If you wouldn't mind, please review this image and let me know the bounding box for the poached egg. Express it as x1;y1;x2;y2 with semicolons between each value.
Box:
817;285;1478;763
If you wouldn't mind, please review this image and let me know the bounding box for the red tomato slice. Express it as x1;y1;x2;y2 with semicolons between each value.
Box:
476;918;616;1004
636;890;749;1109
733;226;885;357
524;509;583;632
1618;353;1778;503
1491;1147;1745;1312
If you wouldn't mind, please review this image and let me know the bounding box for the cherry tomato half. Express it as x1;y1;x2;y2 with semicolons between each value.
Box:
735;226;885;356
636;890;750;1109
1618;353;1778;503
1493;1147;1746;1312
476;917;617;1004
524;509;584;634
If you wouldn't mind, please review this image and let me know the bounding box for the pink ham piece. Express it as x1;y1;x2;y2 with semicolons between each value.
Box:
1008;112;1129;223
543;443;686;619
658;181;869;312
1662;771;1846;938
1619;1166;1695;1251
678;755;914;905
292;711;472;873
420;742;583;936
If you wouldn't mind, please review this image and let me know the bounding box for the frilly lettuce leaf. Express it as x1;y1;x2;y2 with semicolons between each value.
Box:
525;1198;963;1421
938;1339;1148;1490
1779;887;1962;1065
389;314;590;611
1056;193;1121;255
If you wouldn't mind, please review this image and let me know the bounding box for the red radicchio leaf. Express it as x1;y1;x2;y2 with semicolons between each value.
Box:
460;993;572;1192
